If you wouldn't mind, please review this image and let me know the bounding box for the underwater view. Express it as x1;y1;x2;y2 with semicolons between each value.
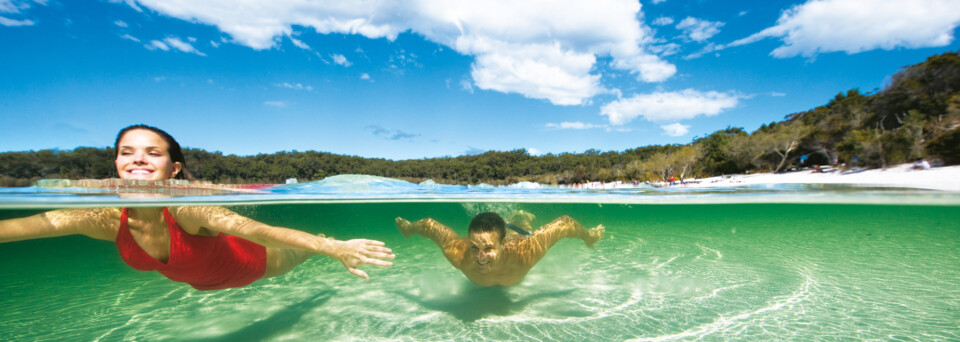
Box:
1;176;959;341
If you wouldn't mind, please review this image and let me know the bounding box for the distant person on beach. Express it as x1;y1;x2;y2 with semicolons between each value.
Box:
912;158;931;170
0;124;394;290
395;211;604;287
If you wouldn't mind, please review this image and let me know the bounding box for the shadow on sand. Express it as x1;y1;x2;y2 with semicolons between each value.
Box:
395;286;575;322
190;290;338;342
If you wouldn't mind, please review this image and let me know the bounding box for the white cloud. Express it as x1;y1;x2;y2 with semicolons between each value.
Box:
545;122;605;130
360;73;372;81
684;42;721;60
120;33;140;42
527;147;541;155
331;53;352;67
163;37;206;56
119;0;675;105
0;1;19;13
469;41;604;105
600;89;740;125
649;42;681;57
728;0;960;57
610;53;676;83
145;40;170;51
367;125;420;141
0;0;29;14
543;121;635;132
0;16;33;26
460;78;474;93
651;0;667;4
770;92;786;97
463;147;486;156
661;123;690;137
314;52;330;64
275;82;313;91
389;49;420;70
0;0;40;26
264;101;286;107
652;17;674;26
289;36;310;49
676;17;724;43
114;20;127;27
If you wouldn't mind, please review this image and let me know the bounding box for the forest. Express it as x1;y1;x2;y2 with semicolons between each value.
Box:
2;51;959;187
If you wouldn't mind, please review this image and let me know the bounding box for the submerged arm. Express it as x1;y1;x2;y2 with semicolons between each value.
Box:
172;206;394;279
396;217;467;267
0;209;117;243
517;216;603;266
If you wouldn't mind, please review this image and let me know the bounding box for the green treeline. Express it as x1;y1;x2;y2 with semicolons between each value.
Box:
2;51;959;187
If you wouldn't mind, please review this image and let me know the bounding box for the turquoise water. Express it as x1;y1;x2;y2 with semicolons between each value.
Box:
1;177;959;340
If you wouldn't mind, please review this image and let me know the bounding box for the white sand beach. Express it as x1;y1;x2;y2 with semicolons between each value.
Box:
690;163;960;192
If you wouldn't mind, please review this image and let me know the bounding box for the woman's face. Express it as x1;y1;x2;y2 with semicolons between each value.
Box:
115;129;181;181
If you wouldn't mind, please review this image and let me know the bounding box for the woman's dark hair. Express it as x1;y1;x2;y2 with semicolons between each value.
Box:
468;212;507;242
115;124;193;180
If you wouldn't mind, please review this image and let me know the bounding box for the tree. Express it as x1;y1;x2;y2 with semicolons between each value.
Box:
852;123;887;168
692;127;746;175
671;145;701;179
896;110;926;159
644;152;673;182
760;122;810;172
927;127;960;164
723;133;765;172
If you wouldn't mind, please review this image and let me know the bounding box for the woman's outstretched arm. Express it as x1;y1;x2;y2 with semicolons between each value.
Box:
0;209;118;243
171;206;394;280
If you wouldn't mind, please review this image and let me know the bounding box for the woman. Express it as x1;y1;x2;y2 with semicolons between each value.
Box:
0;124;394;290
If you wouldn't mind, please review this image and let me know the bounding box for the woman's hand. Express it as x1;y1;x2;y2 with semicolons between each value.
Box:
332;239;395;280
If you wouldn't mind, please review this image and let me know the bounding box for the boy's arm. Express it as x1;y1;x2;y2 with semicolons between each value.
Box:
396;217;467;268
516;216;603;266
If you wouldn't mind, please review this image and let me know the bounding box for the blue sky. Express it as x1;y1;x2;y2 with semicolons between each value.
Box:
2;0;960;160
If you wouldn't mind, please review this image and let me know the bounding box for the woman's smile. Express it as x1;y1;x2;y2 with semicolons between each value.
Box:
115;129;180;181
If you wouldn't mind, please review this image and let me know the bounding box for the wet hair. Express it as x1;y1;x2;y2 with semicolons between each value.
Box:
114;124;193;180
468;212;507;242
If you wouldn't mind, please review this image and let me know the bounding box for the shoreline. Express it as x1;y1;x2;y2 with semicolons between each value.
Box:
13;163;960;193
685;163;960;192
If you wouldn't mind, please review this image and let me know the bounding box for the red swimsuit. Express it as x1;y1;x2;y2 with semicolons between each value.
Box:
116;208;267;290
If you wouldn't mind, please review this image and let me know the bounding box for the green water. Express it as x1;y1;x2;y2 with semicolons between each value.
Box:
1;202;958;341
